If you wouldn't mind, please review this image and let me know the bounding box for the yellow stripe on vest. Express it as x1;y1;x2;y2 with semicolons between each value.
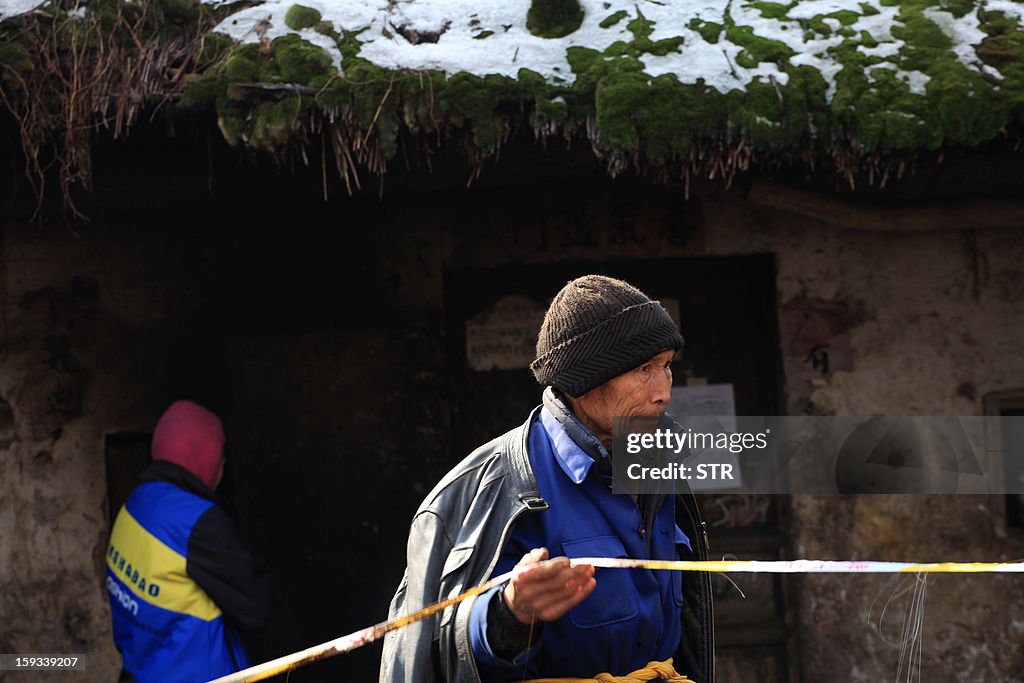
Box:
107;509;221;622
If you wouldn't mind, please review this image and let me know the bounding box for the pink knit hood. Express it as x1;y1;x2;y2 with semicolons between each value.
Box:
151;400;225;490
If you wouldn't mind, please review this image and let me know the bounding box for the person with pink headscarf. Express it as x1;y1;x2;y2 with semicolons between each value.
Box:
106;400;271;683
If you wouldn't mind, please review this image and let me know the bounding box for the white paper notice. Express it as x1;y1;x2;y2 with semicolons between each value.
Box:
465;295;546;371
666;383;742;491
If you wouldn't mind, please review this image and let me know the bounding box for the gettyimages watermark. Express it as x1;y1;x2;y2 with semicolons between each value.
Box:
611;415;1024;495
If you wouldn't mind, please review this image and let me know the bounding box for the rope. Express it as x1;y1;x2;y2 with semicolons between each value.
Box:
571;558;1024;573
525;657;691;682
206;558;1024;683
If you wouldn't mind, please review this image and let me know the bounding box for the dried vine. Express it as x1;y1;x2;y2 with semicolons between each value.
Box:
0;1;219;220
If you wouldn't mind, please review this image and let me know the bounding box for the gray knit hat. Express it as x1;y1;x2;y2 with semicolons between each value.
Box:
530;275;684;397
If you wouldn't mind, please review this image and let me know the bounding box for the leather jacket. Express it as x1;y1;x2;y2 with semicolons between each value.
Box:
380;407;715;683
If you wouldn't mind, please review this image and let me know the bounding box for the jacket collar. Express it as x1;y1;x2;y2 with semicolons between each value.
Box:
539;407;594;484
504;406;549;511
542;386;612;474
140;459;222;505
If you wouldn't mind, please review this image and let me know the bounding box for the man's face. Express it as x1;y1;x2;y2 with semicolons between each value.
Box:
570;349;675;443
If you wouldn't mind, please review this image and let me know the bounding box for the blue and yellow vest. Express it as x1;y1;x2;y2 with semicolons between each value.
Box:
106;481;249;682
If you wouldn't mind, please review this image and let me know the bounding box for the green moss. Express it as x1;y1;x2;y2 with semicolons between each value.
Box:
881;0;1012;144
891;12;953;71
273;34;334;86
594;73;739;163
921;60;1007;147
752;2;793;20
198;32;234;65
828;10;859;26
977;8;1024;122
838;62;938;150
600;10;628;28
335;29;367;68
608;10;682;56
284;5;322;31
933;0;974;19
216;106;247;145
314;21;340;41
223;45;265;82
980;9;1020;37
224;47;264;82
180;71;223;108
729;79;790;147
726;25;794;66
362;85;401;153
473;30;494;39
859;3;880;16
396;71;448;132
248;97;307;151
435;72;518;149
805;16;833;37
723;2;795;67
651;36;686;56
170;0;1023;185
601;40;627;58
536;94;569;122
816;0;1020;155
730;50;751;69
625;11;653;41
216;36;334;89
527;0;584;38
688;18;722;43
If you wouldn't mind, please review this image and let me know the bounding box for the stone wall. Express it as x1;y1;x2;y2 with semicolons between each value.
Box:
0;224;213;682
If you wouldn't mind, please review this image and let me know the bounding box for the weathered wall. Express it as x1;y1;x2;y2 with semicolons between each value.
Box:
0;223;229;682
765;224;1024;681
1;144;1023;682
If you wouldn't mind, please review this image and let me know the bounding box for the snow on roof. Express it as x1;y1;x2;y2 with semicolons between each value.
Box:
0;0;1016;103
201;0;1013;102
2;0;1020;175
0;0;43;21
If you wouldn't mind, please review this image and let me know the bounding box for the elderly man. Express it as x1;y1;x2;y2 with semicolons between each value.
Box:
381;275;714;683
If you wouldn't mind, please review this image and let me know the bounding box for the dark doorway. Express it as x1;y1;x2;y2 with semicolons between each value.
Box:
104;433;151;529
1007;408;1024;529
984;391;1024;532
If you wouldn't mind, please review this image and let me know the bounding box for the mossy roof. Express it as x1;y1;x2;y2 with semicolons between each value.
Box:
3;0;1024;190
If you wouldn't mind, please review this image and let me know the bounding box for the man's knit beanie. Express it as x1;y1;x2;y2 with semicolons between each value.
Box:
530;275;683;397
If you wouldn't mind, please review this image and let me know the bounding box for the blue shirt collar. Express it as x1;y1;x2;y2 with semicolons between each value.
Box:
539;405;596;485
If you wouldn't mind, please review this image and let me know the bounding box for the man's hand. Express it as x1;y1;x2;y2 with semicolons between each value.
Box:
502;548;596;625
